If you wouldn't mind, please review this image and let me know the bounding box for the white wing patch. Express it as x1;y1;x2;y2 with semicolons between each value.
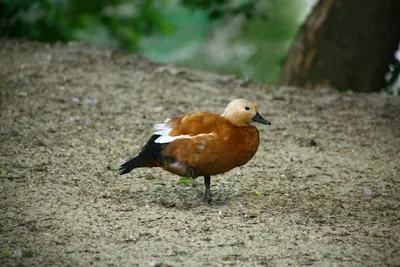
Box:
153;119;213;144
153;119;174;143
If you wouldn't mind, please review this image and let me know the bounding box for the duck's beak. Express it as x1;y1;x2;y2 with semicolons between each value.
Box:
252;112;271;125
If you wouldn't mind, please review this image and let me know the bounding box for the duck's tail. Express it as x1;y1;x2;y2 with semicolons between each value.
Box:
119;134;164;175
119;156;147;174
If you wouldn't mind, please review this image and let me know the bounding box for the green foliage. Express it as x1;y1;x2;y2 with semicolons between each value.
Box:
177;177;193;185
0;0;311;84
243;0;305;83
181;0;268;21
383;57;400;95
248;191;261;196
168;0;306;84
0;0;172;52
0;0;66;42
0;249;12;257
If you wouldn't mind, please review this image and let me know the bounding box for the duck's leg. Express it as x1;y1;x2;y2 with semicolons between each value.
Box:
204;175;211;204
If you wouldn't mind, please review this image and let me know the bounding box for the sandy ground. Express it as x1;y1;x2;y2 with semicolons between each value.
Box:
0;40;400;266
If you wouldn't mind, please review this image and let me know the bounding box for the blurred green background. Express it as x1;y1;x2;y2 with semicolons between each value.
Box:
0;0;316;85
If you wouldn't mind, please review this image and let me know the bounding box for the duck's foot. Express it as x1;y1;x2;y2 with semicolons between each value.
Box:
203;175;231;206
203;197;212;206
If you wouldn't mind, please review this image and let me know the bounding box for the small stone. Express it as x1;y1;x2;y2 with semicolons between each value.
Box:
85;97;98;105
363;188;374;199
18;91;27;97
72;97;80;104
310;140;317;147
11;248;33;258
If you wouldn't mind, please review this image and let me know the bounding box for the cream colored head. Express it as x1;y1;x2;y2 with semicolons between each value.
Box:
222;99;271;127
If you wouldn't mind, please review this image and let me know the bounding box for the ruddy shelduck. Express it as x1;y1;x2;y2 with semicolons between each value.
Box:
120;99;271;204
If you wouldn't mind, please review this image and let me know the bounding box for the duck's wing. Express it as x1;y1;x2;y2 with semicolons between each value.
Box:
153;112;229;176
153;112;221;144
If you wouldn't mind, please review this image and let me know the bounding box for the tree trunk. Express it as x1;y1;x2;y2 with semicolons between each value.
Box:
280;0;400;92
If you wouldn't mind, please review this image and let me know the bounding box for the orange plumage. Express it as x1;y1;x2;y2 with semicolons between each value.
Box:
120;99;270;204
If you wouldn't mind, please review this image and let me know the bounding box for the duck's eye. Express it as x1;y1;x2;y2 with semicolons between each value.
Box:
245;106;250;110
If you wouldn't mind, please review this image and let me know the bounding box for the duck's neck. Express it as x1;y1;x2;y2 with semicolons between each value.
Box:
222;112;248;127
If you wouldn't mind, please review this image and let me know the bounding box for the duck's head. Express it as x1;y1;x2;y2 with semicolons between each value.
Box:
222;99;271;127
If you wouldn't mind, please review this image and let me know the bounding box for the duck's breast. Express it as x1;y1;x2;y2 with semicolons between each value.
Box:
207;125;260;174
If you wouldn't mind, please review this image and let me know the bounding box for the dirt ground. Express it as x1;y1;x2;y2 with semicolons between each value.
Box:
0;40;399;266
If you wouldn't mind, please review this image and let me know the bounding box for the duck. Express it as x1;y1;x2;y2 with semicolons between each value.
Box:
119;99;271;204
